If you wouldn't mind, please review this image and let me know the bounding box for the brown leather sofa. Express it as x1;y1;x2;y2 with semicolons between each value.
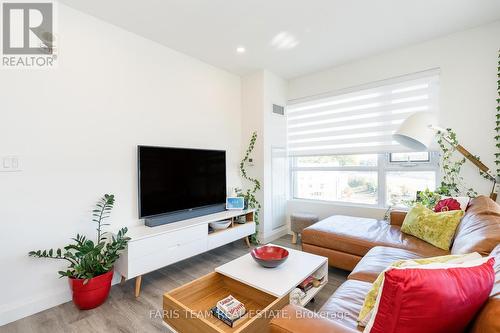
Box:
270;196;500;332
301;196;500;271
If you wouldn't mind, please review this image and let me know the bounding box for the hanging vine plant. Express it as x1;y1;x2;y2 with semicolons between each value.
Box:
235;131;261;244
477;51;500;192
435;129;477;198
496;49;500;178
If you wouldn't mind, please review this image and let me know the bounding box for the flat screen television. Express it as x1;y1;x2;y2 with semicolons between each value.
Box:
138;146;227;226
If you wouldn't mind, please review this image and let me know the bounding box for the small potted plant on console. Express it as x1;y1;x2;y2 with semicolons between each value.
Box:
29;194;130;310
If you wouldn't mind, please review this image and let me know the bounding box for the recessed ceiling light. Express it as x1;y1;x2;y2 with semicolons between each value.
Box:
236;47;246;53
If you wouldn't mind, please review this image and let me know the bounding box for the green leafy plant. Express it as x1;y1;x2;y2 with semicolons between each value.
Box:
29;194;130;283
401;188;441;210
416;189;441;209
436;129;477;197
235;131;261;244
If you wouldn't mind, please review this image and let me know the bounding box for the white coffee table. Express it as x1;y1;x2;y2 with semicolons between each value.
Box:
215;244;328;306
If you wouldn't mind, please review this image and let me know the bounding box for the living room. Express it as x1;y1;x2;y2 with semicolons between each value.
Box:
1;1;499;332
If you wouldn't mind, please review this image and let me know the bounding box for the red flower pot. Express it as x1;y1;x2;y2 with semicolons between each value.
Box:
68;269;114;310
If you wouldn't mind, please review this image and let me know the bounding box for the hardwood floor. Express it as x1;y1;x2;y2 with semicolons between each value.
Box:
1;235;348;333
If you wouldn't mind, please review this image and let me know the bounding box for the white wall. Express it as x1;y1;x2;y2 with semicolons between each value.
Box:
262;71;288;242
241;70;288;243
240;71;265;238
0;4;242;325
287;21;500;220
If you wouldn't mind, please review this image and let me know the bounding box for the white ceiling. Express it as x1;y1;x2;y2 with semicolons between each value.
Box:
58;0;500;79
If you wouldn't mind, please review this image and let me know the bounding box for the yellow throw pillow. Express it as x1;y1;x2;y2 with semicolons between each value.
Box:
401;203;464;250
357;252;481;327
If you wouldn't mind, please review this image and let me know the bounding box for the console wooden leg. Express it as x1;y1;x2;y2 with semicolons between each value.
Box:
291;232;297;244
244;236;251;248
120;275;126;285
135;275;142;297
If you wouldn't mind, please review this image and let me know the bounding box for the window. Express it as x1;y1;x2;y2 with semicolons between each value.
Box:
295;171;378;204
386;170;436;206
293;154;378;205
295;154;377;167
291;153;438;207
287;70;440;207
389;152;430;163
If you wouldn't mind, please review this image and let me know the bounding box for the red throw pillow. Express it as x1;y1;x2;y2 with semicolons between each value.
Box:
365;257;495;333
434;198;462;212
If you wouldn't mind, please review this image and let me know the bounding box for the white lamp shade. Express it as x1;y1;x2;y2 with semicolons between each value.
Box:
393;112;438;150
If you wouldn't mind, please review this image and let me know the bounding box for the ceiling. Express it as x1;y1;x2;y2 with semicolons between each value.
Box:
58;0;500;78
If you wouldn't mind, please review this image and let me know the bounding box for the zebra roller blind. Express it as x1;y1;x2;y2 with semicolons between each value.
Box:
287;70;439;156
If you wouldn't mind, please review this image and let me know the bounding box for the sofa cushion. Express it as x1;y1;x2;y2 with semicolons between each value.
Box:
365;257;495;333
451;195;500;256
358;252;483;327
401;204;464;250
348;246;422;283
302;215;448;258
319;280;372;331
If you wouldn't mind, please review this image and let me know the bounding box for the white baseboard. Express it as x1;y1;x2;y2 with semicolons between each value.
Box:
0;289;71;326
0;274;122;326
260;226;289;244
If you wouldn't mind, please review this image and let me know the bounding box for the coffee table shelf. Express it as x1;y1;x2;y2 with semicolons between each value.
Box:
299;282;326;306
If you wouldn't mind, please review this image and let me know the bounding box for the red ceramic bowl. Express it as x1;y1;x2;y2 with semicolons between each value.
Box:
251;245;289;268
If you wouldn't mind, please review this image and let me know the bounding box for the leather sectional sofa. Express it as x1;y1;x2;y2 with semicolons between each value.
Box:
270;195;500;332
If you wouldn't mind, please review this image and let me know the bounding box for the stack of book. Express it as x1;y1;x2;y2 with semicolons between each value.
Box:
211;295;246;328
298;276;314;292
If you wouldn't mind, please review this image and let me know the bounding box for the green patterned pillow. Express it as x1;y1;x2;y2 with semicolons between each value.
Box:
401;203;464;250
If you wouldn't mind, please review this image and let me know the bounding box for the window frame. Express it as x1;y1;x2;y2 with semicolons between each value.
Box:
290;152;439;208
389;152;431;163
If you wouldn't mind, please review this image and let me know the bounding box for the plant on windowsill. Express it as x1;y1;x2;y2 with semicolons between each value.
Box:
416;189;442;209
235;131;261;244
396;189;441;213
28;194;130;310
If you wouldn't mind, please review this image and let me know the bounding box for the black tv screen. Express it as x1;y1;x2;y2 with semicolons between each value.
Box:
138;146;226;218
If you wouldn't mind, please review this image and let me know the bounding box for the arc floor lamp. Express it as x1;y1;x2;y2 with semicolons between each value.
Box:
393;112;498;200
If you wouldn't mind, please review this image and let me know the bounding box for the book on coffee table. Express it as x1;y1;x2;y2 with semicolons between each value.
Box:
211;306;245;328
216;295;246;320
298;276;314;292
213;295;246;327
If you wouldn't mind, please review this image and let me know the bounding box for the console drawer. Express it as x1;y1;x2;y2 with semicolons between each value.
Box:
128;237;207;277
127;223;207;260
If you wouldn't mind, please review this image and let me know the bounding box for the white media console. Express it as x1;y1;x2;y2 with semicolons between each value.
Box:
114;209;256;297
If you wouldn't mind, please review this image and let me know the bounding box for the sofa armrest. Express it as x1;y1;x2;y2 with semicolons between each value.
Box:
270;304;359;333
389;210;407;226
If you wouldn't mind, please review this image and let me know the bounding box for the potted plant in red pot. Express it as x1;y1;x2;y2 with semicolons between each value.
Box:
29;194;130;310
